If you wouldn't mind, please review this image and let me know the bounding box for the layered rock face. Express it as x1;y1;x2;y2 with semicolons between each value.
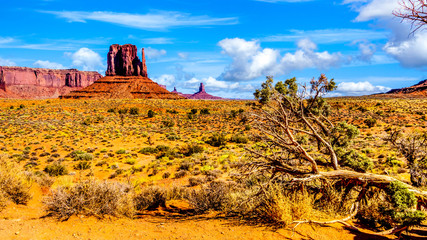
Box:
105;44;147;77
386;79;427;96
0;66;101;98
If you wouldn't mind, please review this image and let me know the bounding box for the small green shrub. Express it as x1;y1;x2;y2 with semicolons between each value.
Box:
339;150;373;172
147;110;155;118
44;162;68;176
230;134;248;144
206;132;227;147
74;161;91;170
129;107;139;115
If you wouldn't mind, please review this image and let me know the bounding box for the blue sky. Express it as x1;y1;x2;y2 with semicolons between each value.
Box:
1;0;426;99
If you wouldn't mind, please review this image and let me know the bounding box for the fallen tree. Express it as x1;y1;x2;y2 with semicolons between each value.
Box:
247;74;427;235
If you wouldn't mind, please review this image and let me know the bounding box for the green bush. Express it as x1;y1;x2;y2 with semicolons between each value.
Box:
180;143;204;156
206;133;227;147
200;108;210;115
69;150;93;161
339;150;373;172
230;134;248;144
129;107;139;115
44;162;68;176
364;118;377;128
147;110;155;118
74;161;91;170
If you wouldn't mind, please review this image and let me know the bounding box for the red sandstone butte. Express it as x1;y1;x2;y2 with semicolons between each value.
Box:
105;44;147;77
0;66;101;99
61;44;183;99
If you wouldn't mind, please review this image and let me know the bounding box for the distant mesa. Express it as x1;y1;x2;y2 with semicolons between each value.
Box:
61;44;183;99
0;66;101;99
172;83;224;100
385;79;427;97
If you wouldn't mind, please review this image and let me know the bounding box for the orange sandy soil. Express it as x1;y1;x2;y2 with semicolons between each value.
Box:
0;187;393;240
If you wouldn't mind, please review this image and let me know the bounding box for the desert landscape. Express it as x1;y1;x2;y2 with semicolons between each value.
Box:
1;0;427;240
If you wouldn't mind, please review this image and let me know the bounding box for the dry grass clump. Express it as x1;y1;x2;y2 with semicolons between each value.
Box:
44;180;134;220
133;186;167;210
0;154;32;206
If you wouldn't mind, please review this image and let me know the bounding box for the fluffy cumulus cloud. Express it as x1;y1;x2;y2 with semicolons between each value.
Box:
145;47;167;59
357;41;376;62
0;57;16;66
383;31;427;69
218;38;343;81
336;81;391;95
69;48;104;71
34;60;65;69
152;74;176;86
346;0;427;68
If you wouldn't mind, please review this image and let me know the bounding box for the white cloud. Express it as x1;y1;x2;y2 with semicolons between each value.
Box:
0;37;14;44
357;41;376;62
145;47;167;59
0;57;16;66
218;38;343;81
34;60;65;69
142;37;174;44
345;0;427;69
336;81;391;95
186;76;254;92
41;10;238;31
262;29;387;44
152;74;176;86
178;52;189;59
383;31;427;69
69;48;104;71
354;0;399;21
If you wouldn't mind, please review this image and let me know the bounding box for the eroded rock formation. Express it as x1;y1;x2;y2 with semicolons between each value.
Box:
105;44;147;77
0;66;101;98
171;83;224;100
61;44;183;99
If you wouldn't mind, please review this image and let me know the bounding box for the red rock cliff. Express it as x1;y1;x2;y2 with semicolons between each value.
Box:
105;44;147;77
0;66;102;98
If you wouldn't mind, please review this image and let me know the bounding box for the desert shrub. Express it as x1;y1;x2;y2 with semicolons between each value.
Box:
187;181;235;213
339;150;373;172
74;161;91;170
0;155;31;205
162;172;171;179
161;119;175;128
206;132;227;147
44;180;134;220
357;181;425;228
69;150;93;161
364;118;377;128
200;108;210;115
147;110;155;118
44;162;68;176
107;108;116;113
190;109;198;114
385;156;402;167
166;109;178;114
166;132;181;141
179;143;204;156
139;147;157;155
188;176;207;186
179;160;194;171
124;159;136;165
129;107;139;115
115;149;127;154
247;183;312;225
134;186;166;211
330;122;359;148
174;170;188;179
118;108;128;114
230;134;248;144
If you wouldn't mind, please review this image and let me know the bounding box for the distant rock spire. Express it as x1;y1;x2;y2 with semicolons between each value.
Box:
141;48;147;77
198;82;205;93
173;87;177;92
